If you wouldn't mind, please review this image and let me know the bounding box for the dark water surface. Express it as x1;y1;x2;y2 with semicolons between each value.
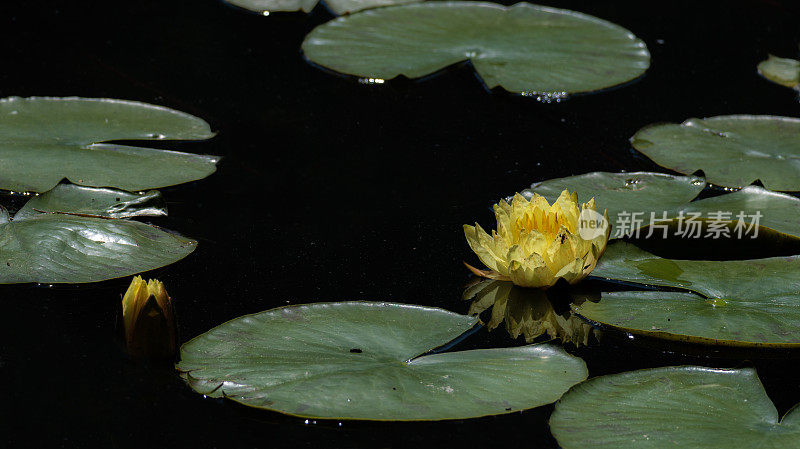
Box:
3;0;800;447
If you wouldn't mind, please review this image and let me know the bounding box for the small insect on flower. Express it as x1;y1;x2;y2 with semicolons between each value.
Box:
121;276;177;359
463;190;610;288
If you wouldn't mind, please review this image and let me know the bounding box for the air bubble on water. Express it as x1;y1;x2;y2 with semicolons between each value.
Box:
358;78;385;85
521;91;568;103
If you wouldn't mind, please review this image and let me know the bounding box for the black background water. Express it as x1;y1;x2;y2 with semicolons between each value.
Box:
3;0;800;447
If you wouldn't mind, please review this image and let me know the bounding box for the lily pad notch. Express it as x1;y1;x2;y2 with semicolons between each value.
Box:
0;96;221;193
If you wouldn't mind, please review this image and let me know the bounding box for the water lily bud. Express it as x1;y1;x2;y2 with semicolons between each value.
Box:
121;276;176;359
464;190;610;288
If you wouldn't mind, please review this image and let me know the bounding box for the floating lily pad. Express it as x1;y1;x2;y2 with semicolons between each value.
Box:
592;241;800;302
550;366;800;448
0;97;220;193
226;0;418;15
520;172;705;238
0;190;195;284
465;280;593;346
302;2;650;95
758;54;800;89
177;301;587;420
587;243;800;345
673;185;800;240
14;184;166;221
573;290;800;347
631;115;800;191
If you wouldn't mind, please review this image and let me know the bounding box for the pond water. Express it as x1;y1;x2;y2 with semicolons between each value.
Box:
3;0;800;447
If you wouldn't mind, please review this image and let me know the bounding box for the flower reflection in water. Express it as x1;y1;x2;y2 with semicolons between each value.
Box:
463;279;597;347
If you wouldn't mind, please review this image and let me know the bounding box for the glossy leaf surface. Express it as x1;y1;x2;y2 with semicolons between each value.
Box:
178;302;587;420
15;184;166;221
302;2;650;95
0;97;219;193
631;115;800;190
550;366;800;449
573;290;800;347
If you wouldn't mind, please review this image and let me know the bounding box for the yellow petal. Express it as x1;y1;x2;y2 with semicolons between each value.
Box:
121;276;176;359
517;229;549;259
553;190;580;233
544;227;579;272
493;201;514;244
554;258;587;284
464;223;508;273
508;251;556;288
122;276;148;345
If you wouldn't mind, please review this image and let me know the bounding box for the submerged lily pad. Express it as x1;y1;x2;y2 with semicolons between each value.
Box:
631;115;800;191
465;280;593;346
573;290;800;347
226;0;418;15
177;301;587;420
520;172;705;238
302;2;650;95
0;188;195;284
550;366;800;448
0;97;220;193
758;54;800;89
14;183;166;221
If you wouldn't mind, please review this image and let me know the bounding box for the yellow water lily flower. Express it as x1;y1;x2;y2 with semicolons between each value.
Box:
121;276;176;359
463;190;609;288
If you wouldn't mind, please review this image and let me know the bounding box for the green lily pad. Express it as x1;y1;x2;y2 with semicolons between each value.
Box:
0;190;195;284
586;243;800;345
673;185;800;240
302;2;650;95
573;290;800;347
758;54;800;89
0;96;220;193
14;183;166;221
177;301;588;420
592;241;800;301
550;366;800;449
631;115;800;191
520;172;705;239
226;0;418;15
